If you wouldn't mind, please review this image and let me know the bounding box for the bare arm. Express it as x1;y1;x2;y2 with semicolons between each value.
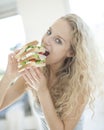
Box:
0;76;27;111
0;52;27;111
38;89;64;130
63;93;88;130
37;89;88;130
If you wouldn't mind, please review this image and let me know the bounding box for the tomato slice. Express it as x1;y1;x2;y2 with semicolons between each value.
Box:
29;59;36;62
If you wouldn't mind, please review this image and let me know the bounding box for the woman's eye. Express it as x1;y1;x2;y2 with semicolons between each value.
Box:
55;38;62;44
47;30;51;35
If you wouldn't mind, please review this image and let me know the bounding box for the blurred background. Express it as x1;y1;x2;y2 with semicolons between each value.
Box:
0;0;104;130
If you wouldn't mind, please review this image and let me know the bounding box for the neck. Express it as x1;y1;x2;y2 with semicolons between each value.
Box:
49;62;62;75
47;65;58;87
47;62;63;86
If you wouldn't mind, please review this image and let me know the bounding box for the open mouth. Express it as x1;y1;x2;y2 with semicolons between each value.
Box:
44;51;50;56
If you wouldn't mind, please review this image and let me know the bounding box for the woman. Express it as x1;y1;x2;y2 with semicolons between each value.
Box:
0;14;97;130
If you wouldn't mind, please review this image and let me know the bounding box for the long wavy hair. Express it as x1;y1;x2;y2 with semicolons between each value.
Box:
34;14;97;120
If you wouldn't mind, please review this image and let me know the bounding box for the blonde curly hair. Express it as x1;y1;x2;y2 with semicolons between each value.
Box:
34;14;97;120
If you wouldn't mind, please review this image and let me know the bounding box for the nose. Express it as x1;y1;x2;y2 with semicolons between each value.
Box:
42;35;52;46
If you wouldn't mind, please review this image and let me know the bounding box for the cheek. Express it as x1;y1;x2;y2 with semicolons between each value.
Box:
46;46;67;64
46;54;59;64
46;51;64;64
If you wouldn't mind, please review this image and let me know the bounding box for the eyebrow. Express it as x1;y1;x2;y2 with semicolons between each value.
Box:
49;27;66;43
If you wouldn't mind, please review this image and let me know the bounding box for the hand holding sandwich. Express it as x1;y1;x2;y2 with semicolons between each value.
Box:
15;40;49;93
22;67;48;94
5;51;19;83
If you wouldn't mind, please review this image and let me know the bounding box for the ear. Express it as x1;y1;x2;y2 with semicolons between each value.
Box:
66;50;74;58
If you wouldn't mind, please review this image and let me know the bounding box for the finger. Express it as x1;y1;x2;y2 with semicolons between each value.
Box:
23;74;33;87
25;68;39;86
18;62;37;72
25;68;39;84
23;74;33;85
14;49;21;54
29;67;40;83
24;69;34;83
8;53;14;64
33;67;42;78
10;53;18;66
23;74;38;91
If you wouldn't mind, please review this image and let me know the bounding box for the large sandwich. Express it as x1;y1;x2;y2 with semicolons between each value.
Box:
15;40;49;72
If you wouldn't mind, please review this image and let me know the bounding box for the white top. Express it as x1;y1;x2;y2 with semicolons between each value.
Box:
34;102;84;130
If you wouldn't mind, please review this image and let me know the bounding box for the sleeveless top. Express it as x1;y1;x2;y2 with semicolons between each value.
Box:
33;102;84;130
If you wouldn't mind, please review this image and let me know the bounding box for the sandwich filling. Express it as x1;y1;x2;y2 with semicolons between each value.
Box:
15;41;49;72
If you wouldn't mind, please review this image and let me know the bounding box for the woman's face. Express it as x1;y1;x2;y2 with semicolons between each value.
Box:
42;19;72;68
